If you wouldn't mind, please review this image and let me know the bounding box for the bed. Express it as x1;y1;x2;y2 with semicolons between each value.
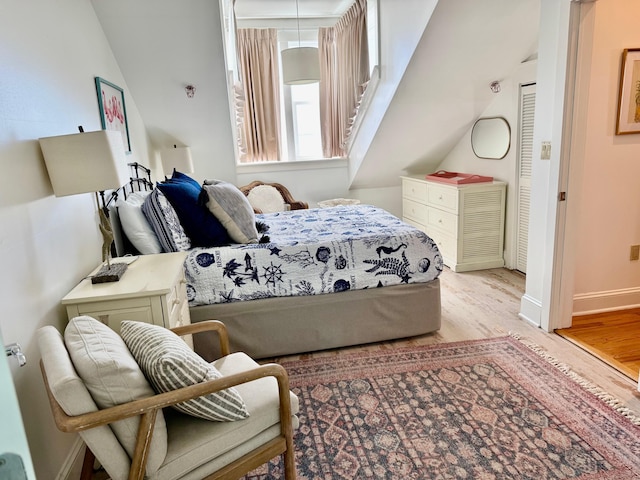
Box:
109;165;443;359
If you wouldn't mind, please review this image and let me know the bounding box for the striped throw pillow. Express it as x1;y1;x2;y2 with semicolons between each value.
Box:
141;188;191;253
120;321;249;422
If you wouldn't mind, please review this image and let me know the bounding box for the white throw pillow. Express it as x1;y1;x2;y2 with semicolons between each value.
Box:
64;316;167;474
120;321;250;422
117;191;162;254
246;185;286;213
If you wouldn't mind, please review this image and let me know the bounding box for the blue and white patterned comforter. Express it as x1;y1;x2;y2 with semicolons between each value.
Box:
184;205;443;306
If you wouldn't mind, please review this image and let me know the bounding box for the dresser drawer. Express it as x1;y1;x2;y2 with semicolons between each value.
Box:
427;184;458;213
425;227;456;261
402;178;428;203
426;206;457;236
403;198;428;223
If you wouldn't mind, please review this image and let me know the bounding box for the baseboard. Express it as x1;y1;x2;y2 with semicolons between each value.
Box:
57;437;84;480
519;293;542;327
573;286;640;316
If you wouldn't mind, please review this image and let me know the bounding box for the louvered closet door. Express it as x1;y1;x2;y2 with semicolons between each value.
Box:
516;84;536;274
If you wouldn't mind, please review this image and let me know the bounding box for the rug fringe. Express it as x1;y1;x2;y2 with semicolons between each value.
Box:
508;332;640;426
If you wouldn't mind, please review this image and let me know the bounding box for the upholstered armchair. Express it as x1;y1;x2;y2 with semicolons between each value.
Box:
238;181;308;214
38;318;298;480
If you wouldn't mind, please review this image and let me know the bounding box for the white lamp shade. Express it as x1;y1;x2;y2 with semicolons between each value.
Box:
38;130;129;196
161;146;194;174
282;47;320;85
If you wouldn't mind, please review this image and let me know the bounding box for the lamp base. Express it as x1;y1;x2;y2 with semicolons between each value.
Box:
91;262;128;284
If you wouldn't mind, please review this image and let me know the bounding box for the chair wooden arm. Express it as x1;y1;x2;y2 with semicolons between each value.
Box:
41;360;294;480
171;320;230;356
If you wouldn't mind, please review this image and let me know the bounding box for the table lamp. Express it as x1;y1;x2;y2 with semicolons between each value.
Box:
39;129;130;284
161;145;194;175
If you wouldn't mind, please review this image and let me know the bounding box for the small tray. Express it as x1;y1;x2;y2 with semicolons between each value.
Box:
425;170;493;185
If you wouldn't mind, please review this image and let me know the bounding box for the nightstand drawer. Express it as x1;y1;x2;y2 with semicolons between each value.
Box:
427;184;458;213
67;299;154;334
403;198;428;223
426;206;457;236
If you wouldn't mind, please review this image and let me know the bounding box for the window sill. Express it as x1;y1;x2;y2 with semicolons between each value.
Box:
236;158;348;174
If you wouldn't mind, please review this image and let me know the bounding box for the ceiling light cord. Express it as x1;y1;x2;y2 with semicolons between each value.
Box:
295;0;301;47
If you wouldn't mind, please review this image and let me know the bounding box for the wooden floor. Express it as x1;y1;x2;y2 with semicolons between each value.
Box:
556;308;640;381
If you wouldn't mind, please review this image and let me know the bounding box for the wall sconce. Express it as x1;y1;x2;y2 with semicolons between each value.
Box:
185;85;196;98
490;81;501;93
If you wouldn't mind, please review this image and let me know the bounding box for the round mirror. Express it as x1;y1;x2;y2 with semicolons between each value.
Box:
471;117;511;159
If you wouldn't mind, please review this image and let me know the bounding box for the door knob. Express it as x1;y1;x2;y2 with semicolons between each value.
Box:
5;343;26;367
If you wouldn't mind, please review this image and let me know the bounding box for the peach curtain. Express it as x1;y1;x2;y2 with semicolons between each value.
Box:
319;0;370;158
236;28;281;162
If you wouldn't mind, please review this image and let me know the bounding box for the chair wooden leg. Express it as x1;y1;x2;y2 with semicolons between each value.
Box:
80;446;96;480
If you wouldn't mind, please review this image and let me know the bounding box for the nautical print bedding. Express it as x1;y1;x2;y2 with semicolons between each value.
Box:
184;204;443;307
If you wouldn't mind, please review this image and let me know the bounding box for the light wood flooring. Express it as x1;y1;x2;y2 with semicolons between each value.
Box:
557;308;640;381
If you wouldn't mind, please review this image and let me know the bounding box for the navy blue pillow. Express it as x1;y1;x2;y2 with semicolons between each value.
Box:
156;178;231;248
171;169;201;189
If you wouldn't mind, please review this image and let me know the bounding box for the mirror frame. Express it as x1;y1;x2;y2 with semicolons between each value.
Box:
471;116;511;160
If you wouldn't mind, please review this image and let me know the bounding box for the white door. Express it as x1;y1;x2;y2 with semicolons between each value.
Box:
515;83;536;273
1;329;36;479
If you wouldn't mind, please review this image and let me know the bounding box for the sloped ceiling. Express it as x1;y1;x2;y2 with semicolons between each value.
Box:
91;0;539;189
350;0;539;188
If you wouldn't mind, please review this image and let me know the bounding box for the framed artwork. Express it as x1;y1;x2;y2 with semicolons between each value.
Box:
616;48;640;135
95;77;131;153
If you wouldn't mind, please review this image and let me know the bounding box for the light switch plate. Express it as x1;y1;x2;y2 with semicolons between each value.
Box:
541;142;551;160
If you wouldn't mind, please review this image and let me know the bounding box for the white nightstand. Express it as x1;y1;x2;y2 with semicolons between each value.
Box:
62;253;192;345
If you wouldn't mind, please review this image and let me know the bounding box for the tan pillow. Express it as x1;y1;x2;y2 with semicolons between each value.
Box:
64;316;167;474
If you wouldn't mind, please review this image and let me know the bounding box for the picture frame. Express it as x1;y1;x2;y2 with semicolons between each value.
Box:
615;48;640;135
95;77;131;153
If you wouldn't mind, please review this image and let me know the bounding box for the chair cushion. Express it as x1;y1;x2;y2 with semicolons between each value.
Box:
64;316;168;474
246;185;286;213
201;180;259;244
141;188;192;252
37;326;138;480
150;352;299;480
120;321;249;422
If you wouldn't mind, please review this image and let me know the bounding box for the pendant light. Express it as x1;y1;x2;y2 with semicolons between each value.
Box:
281;0;320;85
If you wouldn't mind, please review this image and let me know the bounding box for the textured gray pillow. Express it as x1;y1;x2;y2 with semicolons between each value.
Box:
64;316;167;474
120;321;250;422
202;180;259;244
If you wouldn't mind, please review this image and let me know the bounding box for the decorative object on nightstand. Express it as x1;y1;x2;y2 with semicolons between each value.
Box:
160;145;194;175
39;127;129;284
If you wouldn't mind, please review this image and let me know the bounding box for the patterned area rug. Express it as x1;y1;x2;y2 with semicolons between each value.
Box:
246;336;640;479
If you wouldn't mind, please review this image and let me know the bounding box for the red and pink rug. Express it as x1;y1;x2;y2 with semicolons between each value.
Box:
247;336;640;479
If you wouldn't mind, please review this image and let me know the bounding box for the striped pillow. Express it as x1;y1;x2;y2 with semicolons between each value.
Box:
120;321;249;422
141;188;191;252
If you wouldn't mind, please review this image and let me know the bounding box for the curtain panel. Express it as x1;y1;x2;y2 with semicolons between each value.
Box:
236;28;281;163
319;0;370;158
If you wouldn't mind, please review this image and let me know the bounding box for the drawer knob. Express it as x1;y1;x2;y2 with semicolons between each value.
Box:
438;219;442;223
439;195;443;200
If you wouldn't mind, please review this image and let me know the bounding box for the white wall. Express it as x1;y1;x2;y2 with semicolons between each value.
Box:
571;0;640;314
0;1;150;476
436;61;537;269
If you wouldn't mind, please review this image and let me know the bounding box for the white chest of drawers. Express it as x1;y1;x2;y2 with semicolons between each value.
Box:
62;252;192;345
401;176;506;272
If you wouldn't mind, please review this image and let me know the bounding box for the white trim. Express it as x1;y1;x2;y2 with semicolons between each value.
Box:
236;157;347;174
573;287;640;316
519;293;542;327
58;437;85;480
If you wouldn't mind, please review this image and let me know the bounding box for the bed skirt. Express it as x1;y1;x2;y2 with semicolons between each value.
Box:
189;279;441;360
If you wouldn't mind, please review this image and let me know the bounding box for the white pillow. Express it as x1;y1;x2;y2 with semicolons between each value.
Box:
64;316;167;474
246;185;286;213
117;191;162;254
